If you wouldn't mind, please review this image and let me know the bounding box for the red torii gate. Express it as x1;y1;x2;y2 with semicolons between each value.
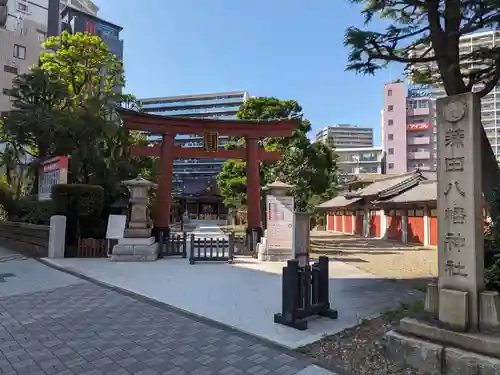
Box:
116;108;299;231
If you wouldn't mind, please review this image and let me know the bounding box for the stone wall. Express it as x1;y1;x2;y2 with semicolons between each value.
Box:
0;221;50;257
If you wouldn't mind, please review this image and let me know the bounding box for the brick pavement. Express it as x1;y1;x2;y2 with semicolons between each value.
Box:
0;278;334;375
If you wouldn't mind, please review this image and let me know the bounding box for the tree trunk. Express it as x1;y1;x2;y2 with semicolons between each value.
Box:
481;127;500;216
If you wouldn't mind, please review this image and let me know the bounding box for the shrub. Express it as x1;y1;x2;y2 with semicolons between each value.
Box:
9;198;55;225
52;184;105;217
52;184;105;242
0;183;14;212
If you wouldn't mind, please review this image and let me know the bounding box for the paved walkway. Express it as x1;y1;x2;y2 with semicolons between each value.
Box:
0;246;339;375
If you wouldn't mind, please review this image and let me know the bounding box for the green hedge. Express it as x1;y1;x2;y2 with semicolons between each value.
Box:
52;184;105;217
52;184;106;241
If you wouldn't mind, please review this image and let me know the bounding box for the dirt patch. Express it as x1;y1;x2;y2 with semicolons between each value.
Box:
300;301;431;375
310;232;437;279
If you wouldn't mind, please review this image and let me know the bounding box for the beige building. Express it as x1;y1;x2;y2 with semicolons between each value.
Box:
0;18;45;113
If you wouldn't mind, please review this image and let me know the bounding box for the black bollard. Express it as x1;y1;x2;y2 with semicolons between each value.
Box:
274;256;338;330
273;260;308;330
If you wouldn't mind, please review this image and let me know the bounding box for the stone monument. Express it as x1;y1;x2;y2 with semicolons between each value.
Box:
259;179;294;261
110;175;160;261
385;92;500;373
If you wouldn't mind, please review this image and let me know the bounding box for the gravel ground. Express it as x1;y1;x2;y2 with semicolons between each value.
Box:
310;232;437;279
301;301;431;375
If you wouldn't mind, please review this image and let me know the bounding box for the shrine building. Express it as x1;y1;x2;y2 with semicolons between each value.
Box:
319;169;488;247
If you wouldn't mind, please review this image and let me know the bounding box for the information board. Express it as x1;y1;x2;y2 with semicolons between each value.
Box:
266;195;294;251
38;156;68;201
106;214;127;239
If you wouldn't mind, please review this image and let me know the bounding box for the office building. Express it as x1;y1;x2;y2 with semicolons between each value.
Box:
336;146;385;177
59;7;123;62
47;0;98;37
316;124;373;148
381;81;435;174
430;31;500;159
139;91;248;201
382;30;500;172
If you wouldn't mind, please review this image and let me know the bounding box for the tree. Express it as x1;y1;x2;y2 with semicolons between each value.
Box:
1;32;149;199
216;97;338;212
40;31;124;107
344;0;500;209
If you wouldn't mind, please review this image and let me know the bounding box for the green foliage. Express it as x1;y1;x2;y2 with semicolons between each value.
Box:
0;32;152;222
9;198;55;225
344;0;500;98
52;184;105;217
216;97;338;212
40;31;124;105
216;160;247;208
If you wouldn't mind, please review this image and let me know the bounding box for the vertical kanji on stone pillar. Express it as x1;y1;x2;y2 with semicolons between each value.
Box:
246;137;261;230
156;133;175;228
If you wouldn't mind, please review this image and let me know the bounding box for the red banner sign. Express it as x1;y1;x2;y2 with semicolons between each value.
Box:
407;122;430;131
38;156;69;201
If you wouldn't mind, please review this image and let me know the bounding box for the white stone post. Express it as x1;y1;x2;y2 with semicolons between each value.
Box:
48;215;66;258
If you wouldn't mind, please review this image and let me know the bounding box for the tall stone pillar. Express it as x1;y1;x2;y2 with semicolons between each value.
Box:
156;133;175;228
246;137;261;230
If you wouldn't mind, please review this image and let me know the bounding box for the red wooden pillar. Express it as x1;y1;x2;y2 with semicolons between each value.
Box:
246;137;261;229
156;133;175;228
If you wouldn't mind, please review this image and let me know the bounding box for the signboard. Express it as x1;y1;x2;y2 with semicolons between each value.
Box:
38;156;68;201
106;214;127;239
266;195;294;251
407;122;431;131
408;84;431;98
203;132;219;152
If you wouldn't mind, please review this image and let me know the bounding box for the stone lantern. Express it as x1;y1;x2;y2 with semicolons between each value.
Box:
262;179;294;197
110;175;160;262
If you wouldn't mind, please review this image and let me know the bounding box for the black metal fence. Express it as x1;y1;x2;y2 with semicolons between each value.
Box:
189;233;234;264
158;228;187;259
274;256;338;330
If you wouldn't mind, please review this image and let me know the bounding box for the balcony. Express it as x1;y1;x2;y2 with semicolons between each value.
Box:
407;136;431;145
407;107;430;116
408;151;431;160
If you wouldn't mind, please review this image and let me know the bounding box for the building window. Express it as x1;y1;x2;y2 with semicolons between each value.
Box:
388;119;393;126
388;148;394;155
13;45;26;60
4;65;17;74
388;89;392;96
388;105;394;112
388;133;394;141
16;1;28;13
388;163;394;169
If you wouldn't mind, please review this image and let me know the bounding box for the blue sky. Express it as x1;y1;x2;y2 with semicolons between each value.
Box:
97;0;404;145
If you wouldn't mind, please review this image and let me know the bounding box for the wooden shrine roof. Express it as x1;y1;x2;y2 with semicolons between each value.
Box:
116;108;301;137
375;180;437;205
317;170;433;209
